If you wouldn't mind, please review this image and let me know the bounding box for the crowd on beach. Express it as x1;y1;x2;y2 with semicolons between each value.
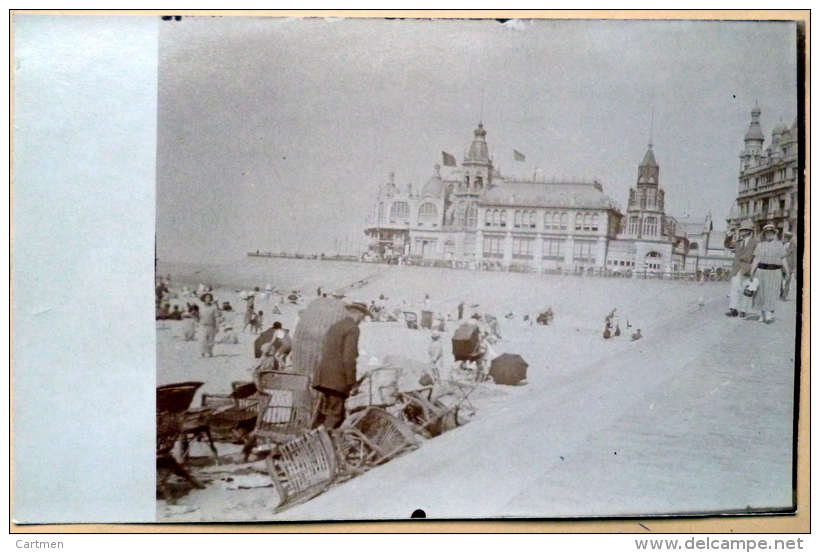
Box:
157;222;797;424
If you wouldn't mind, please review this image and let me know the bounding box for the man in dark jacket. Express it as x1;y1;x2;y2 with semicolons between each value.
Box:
312;302;370;429
724;220;758;317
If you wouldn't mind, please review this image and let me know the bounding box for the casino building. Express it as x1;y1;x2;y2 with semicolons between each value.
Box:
364;122;694;275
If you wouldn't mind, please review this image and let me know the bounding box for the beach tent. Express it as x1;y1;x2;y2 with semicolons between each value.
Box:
489;353;528;386
291;297;349;378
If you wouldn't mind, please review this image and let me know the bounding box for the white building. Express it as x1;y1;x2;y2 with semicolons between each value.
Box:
365;123;704;276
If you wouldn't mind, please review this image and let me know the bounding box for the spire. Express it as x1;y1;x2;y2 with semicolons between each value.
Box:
637;142;659;186
465;123;490;164
641;142;658;168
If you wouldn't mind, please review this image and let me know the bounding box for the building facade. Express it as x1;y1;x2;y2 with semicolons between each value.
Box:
674;214;734;274
364;123;695;275
727;106;798;237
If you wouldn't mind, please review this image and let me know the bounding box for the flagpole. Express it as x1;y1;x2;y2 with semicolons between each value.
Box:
480;86;485;123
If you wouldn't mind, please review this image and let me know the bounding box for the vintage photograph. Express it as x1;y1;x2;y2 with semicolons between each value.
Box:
150;15;803;523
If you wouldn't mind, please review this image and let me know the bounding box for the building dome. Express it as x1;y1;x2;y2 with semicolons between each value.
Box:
421;164;445;198
745;106;765;142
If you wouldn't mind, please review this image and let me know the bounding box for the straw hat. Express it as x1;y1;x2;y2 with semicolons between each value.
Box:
739;220;754;232
200;292;213;302
762;224;777;233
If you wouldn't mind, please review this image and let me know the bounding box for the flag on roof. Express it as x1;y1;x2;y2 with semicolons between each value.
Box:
442;151;457;167
513;149;526;162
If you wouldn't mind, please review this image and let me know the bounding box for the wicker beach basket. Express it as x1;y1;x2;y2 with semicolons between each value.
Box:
290;297;350;378
253;371;314;442
265;428;338;512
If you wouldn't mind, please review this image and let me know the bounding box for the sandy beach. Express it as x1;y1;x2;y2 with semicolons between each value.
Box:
156;257;796;522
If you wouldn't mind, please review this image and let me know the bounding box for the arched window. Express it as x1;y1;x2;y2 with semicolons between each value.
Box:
492;209;500;227
485;210;492;227
544;211;551;229
689;242;699;251
389;201;409;223
645;251;662;271
475;176;483;189
575;213;582;231
529;211;537;229
500;210;508;228
514;211;522;228
643;216;658;237
583;214;591;231
591;214;599;231
560;213;568;230
464;175;470;188
418;202;438;226
553;213;560;230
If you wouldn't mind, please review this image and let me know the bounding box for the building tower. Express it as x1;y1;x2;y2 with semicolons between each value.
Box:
625;142;673;273
740;105;765;171
450;123;493;228
626;142;666;238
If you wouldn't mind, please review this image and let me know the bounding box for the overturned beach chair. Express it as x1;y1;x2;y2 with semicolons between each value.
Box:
265;427;338;513
157;381;218;462
335;407;418;475
200;381;263;453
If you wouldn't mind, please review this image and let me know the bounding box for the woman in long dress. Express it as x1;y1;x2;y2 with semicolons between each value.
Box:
242;293;255;333
750;224;789;324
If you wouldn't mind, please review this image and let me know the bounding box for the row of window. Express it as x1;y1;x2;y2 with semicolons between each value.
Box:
384;201;440;225
627;216;659;237
738;193;793;216
741;167;797;192
483;236;597;262
383;201;606;232
484;210;601;232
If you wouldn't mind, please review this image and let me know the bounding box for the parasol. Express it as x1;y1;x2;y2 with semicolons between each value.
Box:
489;353;529;386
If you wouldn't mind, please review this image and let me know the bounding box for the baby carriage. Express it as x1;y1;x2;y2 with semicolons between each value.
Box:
451;324;486;382
403;311;419;330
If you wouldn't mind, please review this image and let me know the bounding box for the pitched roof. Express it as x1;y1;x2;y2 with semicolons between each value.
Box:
481;181;613;208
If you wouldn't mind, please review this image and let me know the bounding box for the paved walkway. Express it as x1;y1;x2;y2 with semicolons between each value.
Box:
274;296;797;521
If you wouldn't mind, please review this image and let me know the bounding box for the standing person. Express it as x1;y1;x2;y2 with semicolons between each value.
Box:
427;332;443;381
312;302;370;429
457;301;465;321
780;230;797;300
199;293;221;357
242;293;256;333
724;220;758;318
750;224;789;324
181;312;196;341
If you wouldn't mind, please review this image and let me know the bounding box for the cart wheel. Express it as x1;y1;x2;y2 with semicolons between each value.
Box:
336;432;369;474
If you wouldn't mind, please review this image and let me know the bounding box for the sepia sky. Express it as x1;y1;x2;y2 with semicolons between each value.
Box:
155;17;798;263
